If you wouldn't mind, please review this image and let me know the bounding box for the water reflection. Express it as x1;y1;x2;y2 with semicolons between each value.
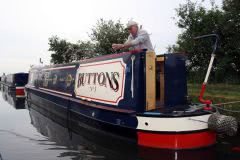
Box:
0;88;240;160
1;87;25;109
28;104;137;160
138;147;216;160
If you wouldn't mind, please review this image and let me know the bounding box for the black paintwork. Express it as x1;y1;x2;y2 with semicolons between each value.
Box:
164;54;188;107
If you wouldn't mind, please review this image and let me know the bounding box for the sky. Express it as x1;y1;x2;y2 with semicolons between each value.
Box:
0;0;222;74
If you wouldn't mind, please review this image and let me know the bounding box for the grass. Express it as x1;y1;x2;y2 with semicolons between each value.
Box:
188;83;240;120
188;83;240;103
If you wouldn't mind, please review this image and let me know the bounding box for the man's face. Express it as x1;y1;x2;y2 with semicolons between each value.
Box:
128;25;138;36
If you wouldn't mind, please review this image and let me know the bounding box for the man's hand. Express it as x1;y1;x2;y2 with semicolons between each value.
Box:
112;44;124;50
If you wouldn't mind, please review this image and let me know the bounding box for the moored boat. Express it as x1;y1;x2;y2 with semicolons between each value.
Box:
25;49;218;150
0;73;28;98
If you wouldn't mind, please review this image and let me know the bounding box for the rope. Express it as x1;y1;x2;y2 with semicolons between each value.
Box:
190;101;240;113
213;101;240;106
211;104;240;113
190;101;240;124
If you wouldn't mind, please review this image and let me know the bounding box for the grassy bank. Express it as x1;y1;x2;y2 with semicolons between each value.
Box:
188;83;240;103
188;83;240;120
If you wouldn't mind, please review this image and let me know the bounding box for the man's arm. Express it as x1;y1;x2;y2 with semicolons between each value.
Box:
112;42;132;50
112;35;131;50
112;31;148;50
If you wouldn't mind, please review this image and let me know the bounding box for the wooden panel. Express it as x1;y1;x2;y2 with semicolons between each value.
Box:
145;51;156;111
156;57;164;62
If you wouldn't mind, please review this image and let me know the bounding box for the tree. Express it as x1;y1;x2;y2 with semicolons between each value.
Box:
90;19;129;55
220;0;240;82
48;36;71;64
49;19;129;64
170;0;240;83
71;41;96;61
48;36;96;64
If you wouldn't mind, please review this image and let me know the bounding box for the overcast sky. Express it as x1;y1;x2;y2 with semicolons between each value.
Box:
0;0;222;74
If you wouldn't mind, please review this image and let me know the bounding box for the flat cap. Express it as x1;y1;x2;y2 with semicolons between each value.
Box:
126;20;138;28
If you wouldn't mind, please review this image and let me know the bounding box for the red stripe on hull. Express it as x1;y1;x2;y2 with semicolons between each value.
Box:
16;88;25;96
137;131;216;149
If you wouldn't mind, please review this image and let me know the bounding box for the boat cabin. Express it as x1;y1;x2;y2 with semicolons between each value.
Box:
0;73;29;97
27;50;187;113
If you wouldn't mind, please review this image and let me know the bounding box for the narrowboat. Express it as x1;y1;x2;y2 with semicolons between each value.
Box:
25;49;218;150
0;73;29;98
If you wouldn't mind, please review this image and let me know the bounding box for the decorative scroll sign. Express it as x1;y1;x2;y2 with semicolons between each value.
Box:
74;58;126;105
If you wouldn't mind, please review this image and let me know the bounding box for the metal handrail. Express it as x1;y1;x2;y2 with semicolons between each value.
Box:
194;34;220;109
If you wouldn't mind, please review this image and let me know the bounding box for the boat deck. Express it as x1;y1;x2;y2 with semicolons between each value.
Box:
138;103;213;117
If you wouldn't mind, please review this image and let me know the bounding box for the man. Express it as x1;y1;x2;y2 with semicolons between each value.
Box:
112;20;154;51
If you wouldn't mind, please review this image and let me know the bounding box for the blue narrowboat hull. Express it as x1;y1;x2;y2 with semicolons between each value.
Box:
25;50;216;149
27;87;137;141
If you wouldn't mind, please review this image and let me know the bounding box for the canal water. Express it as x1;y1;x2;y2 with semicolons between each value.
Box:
0;90;240;160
